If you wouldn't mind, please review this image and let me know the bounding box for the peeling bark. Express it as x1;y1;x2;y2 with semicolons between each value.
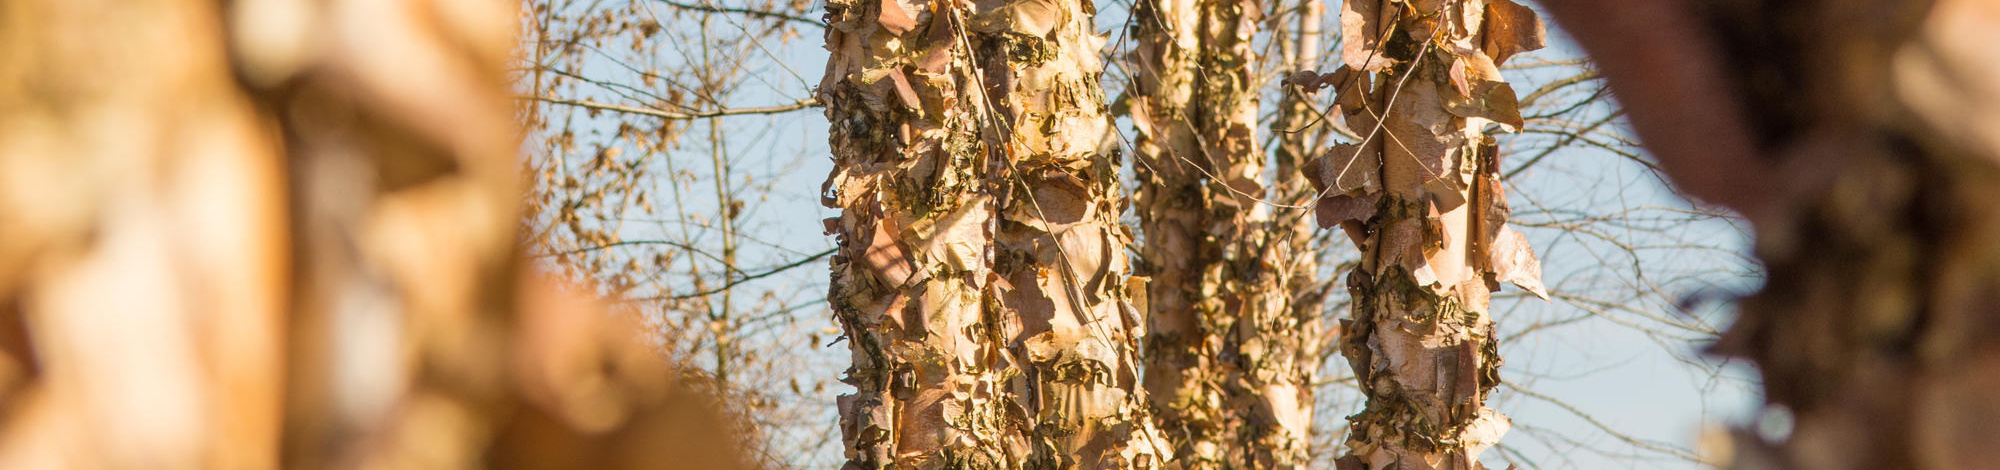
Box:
1129;0;1321;466
1302;1;1546;468
819;0;1170;467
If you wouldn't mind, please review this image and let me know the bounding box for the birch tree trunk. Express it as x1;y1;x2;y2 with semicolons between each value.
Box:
1129;0;1320;465
1301;0;1547;468
819;0;1170;467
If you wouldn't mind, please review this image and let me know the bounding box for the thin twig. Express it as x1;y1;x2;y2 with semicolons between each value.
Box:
637;248;836;301
525;95;817;120
655;0;826;28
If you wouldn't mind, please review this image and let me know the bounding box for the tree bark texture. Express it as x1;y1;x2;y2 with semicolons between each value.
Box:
0;0;757;468
819;0;1171;467
1128;0;1322;466
1537;0;2000;468
1301;0;1547;468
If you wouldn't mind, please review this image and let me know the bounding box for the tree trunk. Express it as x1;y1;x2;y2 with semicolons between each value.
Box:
1538;0;2000;468
0;0;758;468
1129;0;1321;466
819;0;1170;467
1303;0;1547;468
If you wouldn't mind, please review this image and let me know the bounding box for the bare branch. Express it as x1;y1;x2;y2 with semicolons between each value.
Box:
523;95;818;120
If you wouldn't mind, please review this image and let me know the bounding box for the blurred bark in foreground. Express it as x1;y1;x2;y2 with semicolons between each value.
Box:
1541;0;2000;468
0;0;752;468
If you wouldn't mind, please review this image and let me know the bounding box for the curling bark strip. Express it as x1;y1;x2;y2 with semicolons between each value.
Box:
818;0;1170;467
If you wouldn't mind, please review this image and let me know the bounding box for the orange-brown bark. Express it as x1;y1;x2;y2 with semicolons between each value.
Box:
1302;0;1547;468
819;0;1171;466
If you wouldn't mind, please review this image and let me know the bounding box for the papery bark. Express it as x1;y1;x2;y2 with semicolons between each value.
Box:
1129;0;1321;465
1303;1;1545;468
819;0;1170;467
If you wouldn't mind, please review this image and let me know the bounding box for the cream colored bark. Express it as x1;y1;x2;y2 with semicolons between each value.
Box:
1302;0;1546;468
819;0;1169;467
1129;0;1320;466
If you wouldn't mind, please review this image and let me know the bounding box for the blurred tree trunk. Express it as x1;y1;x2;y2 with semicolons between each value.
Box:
1128;0;1318;465
1257;0;1332;462
1302;0;1547;468
0;0;756;468
1539;0;2000;468
818;0;1169;467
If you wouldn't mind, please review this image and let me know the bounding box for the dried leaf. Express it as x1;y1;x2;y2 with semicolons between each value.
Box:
1340;0;1394;72
1489;226;1547;299
879;0;918;35
1480;0;1545;65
